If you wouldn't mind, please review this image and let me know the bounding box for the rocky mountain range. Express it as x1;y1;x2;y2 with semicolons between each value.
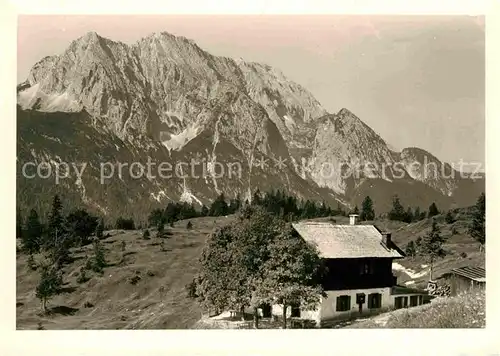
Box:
16;31;484;221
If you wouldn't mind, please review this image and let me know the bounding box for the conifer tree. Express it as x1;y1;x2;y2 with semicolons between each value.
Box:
209;193;229;216
16;208;23;239
252;189;262;206
413;207;421;221
158;218;166;237
388;195;406;221
22;209;43;254
229;194;242;214
47;195;64;246
404;207;414;223
469;192;485;247
36;264;63;312
91;239;106;273
200;205;209;217
148;208;164;227
420;219;446;280
353;205;359;215
428;202;440;218
360;196;375;221
95;218;104;238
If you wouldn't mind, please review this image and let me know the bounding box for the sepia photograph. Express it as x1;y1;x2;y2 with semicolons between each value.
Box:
15;14;486;331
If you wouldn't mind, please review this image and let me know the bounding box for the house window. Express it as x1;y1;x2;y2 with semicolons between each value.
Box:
359;261;374;275
336;295;351;312
402;296;408;308
395;296;404;309
418;295;423;305
410;296;419;307
368;293;382;309
290;304;301;318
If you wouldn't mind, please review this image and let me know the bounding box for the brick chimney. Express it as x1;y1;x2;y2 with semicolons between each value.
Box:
349;214;359;225
382;232;392;246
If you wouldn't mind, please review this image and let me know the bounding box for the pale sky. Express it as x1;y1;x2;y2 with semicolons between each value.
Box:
17;15;485;166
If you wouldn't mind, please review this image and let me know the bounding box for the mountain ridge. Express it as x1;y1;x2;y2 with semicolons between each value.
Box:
16;31;484;219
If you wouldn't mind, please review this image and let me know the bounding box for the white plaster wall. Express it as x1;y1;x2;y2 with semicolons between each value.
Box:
319;287;393;322
270;304;320;324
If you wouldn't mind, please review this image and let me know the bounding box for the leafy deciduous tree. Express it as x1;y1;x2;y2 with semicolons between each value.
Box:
191;206;323;328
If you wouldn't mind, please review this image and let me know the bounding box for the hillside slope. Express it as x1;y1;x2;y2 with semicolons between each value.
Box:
17;209;483;329
16;216;234;329
347;289;485;328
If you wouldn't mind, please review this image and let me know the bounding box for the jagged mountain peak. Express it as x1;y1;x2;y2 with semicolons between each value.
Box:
16;30;484;215
80;30;102;42
336;107;369;128
333;108;388;147
401;146;442;161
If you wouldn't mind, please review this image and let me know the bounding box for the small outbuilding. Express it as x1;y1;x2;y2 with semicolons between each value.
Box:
438;266;485;296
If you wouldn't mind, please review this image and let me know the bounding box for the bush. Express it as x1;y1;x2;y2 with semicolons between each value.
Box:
186;280;197;298
66;209;99;245
129;275;141;285
460;252;468;258
156;221;165;238
116;217;135;230
451;227;458;235
83;301;94;308
404;241;416;257
143;229;151;240
27;254;37;271
77;267;89;284
445;210;456;224
84;257;93;270
186;221;193;230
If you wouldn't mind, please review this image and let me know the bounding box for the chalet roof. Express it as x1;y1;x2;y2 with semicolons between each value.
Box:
391;285;429;296
292;222;404;259
444;266;486;283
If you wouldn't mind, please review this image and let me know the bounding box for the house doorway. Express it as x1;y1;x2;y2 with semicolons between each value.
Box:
356;293;366;313
291;304;301;318
261;304;272;318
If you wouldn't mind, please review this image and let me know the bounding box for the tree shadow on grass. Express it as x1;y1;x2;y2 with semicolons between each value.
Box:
67;255;86;263
49;305;79;316
59;286;78;294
